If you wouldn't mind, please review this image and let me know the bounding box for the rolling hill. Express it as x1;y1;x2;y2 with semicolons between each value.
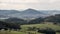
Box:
0;9;60;19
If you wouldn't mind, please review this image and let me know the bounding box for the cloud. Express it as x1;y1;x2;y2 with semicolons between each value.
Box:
0;0;60;10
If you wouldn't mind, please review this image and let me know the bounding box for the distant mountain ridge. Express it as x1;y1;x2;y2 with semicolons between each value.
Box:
12;9;49;19
0;9;60;19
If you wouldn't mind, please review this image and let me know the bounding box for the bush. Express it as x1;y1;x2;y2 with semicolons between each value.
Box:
37;27;56;34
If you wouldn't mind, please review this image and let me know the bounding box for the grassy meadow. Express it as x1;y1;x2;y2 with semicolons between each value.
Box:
0;22;60;34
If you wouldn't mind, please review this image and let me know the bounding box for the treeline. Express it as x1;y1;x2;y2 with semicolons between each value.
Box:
0;21;21;31
28;14;60;24
0;14;60;25
44;14;60;24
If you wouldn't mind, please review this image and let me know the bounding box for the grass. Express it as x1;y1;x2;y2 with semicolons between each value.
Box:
0;31;43;34
21;23;60;30
0;31;25;34
0;23;60;34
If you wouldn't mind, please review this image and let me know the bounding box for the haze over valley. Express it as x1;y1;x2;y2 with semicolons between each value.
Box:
0;8;60;20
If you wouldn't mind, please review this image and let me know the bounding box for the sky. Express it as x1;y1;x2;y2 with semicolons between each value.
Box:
0;0;60;10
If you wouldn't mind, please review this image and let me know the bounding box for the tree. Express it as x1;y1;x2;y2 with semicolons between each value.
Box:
37;28;56;34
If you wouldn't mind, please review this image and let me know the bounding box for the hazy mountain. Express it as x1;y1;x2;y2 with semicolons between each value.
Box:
0;10;21;19
0;9;60;19
0;10;20;15
39;10;60;15
11;9;49;19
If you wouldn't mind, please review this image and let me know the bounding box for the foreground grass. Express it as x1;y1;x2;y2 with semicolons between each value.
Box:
0;23;60;34
21;23;60;30
0;31;25;34
0;31;60;34
0;31;42;34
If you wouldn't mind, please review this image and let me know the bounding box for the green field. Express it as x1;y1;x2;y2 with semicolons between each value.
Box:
21;23;60;30
0;23;60;34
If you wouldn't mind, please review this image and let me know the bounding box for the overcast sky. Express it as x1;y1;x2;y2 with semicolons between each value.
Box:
0;0;60;10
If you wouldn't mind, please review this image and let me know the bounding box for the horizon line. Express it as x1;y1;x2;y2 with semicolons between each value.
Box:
0;8;60;10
